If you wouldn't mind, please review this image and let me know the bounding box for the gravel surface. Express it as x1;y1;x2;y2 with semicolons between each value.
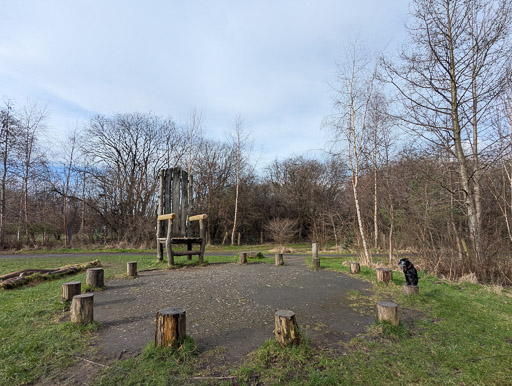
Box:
91;256;373;367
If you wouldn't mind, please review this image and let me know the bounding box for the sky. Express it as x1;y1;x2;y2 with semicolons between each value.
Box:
0;0;410;168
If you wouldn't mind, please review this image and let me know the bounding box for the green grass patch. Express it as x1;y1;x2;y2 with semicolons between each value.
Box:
2;250;512;384
96;338;198;385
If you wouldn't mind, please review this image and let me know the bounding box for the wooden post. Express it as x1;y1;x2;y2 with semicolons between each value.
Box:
275;253;284;266
157;170;164;261
86;268;104;287
155;307;186;348
376;268;392;284
402;285;419;295
312;242;320;268
71;293;94;324
127;261;137;277
199;219;206;264
62;281;81;302
377;301;399;326
274;310;300;347
350;262;360;274
239;252;247;265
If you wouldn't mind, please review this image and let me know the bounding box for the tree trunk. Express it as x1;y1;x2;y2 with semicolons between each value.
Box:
86;268;104;287
71;293;94;324
275;253;284;266
274;310;300;347
155;307;186;348
377;301;398;325
62;281;81;302
376;268;392;284
127;261;137;277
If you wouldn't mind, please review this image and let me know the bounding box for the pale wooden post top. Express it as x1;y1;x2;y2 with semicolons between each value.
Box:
377;301;397;308
188;214;207;221
158;213;176;221
275;310;295;318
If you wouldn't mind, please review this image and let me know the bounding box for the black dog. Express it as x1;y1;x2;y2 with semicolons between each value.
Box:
398;258;418;286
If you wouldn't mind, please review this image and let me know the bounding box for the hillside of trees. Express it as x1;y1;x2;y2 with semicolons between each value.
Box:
1;0;512;284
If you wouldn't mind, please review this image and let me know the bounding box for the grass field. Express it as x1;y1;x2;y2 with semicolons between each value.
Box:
1;247;512;385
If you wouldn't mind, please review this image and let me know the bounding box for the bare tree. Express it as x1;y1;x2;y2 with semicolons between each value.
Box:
229;114;249;246
264;218;297;249
329;41;376;263
382;0;512;262
0;100;19;246
18;101;48;242
83;113;178;244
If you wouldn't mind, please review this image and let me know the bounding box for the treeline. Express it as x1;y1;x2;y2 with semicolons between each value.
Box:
1;0;512;284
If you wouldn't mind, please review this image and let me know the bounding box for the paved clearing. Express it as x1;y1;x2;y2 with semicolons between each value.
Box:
89;256;373;368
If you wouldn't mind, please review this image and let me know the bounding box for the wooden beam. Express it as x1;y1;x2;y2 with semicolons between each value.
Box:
158;213;176;221
188;214;207;221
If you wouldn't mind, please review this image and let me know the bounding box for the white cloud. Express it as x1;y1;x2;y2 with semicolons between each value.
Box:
0;0;409;169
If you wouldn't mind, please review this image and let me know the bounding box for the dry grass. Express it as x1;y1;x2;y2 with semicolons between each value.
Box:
458;272;479;284
269;246;297;254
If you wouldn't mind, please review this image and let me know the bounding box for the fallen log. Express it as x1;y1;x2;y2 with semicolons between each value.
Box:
0;260;101;290
0;269;54;281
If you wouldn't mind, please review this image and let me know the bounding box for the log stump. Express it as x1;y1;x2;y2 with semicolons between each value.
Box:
350;262;360;274
377;301;399;326
71;293;94;324
275;253;284;266
274;310;300;347
376;268;392;284
155;307;186;348
61;281;81;302
127;261;137;277
402;285;419;295
239;252;247;265
86;268;104;287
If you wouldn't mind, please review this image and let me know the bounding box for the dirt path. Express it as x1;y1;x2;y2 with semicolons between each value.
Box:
72;256;372;375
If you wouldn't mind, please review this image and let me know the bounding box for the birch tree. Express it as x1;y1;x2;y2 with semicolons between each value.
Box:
382;0;512;262
230;114;248;246
330;42;376;263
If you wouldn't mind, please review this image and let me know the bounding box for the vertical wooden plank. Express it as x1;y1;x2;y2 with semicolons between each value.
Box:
156;170;164;261
181;169;188;236
172;168;181;235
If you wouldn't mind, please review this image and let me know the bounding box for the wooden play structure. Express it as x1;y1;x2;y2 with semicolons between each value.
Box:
156;168;207;265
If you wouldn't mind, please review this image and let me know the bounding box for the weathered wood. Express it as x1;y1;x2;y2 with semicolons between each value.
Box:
199;219;205;264
189;214;207;221
62;281;81;302
71;293;94;324
311;241;320;268
274;310;300;347
86;268;104;287
155;307;186;348
376;268;393;284
0;268;53;280
181;169;189;235
275;253;284;266
312;242;318;258
350;262;360;274
239;252;247;264
0;260;101;290
158;213;176;221
127;261;137;277
156;169;165;262
157;168;206;265
377;301;399;325
402;284;419;295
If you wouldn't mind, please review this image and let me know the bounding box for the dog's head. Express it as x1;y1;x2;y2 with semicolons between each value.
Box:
398;258;410;268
